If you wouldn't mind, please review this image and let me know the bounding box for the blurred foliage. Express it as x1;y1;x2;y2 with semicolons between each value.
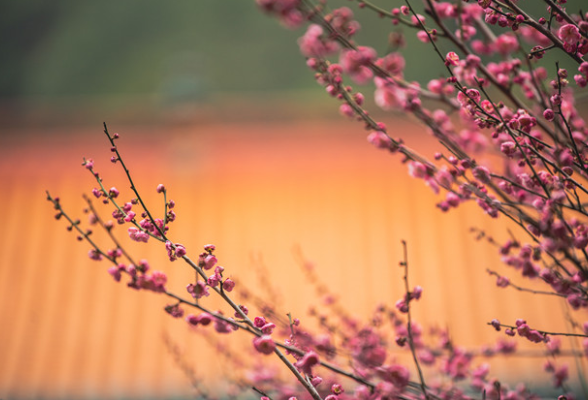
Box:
1;0;579;103
2;0;312;99
1;0;448;101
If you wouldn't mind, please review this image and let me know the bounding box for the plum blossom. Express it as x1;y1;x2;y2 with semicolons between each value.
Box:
339;47;377;84
253;335;276;355
559;24;581;46
298;24;338;57
445;51;459;66
295;351;320;375
128;227;149;243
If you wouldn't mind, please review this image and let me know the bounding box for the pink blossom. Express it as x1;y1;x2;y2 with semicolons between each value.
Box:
234;304;249;318
553;364;569;388
455;25;476;41
128;227;149;243
187;281;209;299
496;275;510;287
253;335;276;355
88;249;103;261
107;266;122;282
91;188;103;198
164;304;184;318
374;78;408;110
546;337;561;355
214;317;235;334
517;323;546;343
350;328;387;367
339;47;377;84
203;254;217;270
375;364;410;391
122;202;133;213
495;337;516;353
175;244;187;258
123;211;135;222
567;293;586;309
575;74;588;87
395;298;408;313
254;316;267;328
418;348;435;365
329;7;360;37
185;313;212;327
298;24;339;57
500;141;516;157
558;24;581;46
441;348;472;380
126;264;137;277
207;273;221;287
477;0;491;9
197;312;212;326
222;278;235;292
141;270;167;292
295;350;320;375
256;0;303;28
445;51;459;66
411;285;423;300
108;187;119;198
366;131;392;150
408;161;427;179
339;103;354;118
261;322;276;334
186;314;199;326
310;376;323;387
495;33;519;55
416;30;431;43
330;383;343;394
377;52;405;76
472;166;491;183
165;240;186;261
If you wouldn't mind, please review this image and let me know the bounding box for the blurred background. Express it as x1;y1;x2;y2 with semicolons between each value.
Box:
0;1;585;399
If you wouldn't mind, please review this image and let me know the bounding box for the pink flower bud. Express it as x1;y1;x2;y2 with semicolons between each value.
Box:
261;322;276;334
253;335;276;355
109;187;119;198
204;244;216;252
223;278;236;292
203;254;217;270
445;51;459;66
92;188;103;198
558;24;581;45
367;131;392;150
254;316;267;328
295;351;320;375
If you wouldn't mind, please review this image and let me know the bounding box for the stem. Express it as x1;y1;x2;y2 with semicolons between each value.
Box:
486;269;565;297
399;240;429;400
489;322;588;338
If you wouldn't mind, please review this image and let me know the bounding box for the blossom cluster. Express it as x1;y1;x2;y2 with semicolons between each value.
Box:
257;0;588;397
47;0;588;399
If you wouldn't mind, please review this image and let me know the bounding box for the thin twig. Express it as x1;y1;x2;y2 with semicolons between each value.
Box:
400;240;429;400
